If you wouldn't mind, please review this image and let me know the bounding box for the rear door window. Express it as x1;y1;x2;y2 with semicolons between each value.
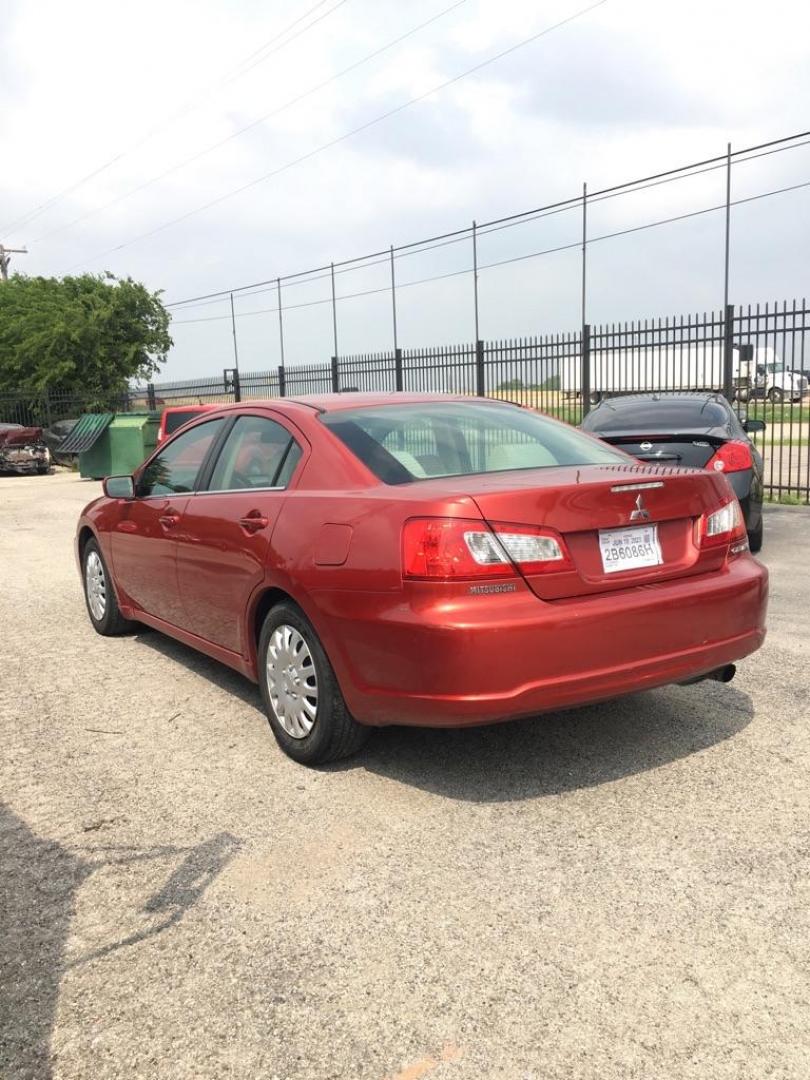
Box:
206;415;301;491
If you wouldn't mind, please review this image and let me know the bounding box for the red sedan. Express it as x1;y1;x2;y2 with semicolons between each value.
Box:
76;394;768;765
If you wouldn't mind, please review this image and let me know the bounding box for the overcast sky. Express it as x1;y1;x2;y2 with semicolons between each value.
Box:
2;0;810;380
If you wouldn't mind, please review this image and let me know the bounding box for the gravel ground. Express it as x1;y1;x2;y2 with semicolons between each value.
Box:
1;471;808;1080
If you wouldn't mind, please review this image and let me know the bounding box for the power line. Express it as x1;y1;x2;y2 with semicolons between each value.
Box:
63;0;611;273
165;128;810;311
170;176;810;324
30;0;468;246
0;0;349;240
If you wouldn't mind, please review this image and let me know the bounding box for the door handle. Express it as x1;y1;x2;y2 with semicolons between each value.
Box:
239;512;269;533
159;513;181;529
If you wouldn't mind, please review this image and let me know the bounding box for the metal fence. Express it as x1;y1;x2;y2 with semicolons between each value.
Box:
2;298;808;502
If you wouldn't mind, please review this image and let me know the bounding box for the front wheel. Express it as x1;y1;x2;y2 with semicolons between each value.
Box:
258;602;370;765
82;539;136;636
767;387;784;404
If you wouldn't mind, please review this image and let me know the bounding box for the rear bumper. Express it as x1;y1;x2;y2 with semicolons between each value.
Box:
316;556;769;727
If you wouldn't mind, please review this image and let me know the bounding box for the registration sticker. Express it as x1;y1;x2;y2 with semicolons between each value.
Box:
598;524;663;574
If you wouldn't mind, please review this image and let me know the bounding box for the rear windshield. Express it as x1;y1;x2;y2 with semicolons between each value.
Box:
320;402;624;484
582;398;730;433
164;409;206;435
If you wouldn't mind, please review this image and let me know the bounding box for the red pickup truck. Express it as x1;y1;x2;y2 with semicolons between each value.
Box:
157;404;221;443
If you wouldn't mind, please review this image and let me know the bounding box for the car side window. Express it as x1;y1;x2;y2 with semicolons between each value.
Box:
138;419;224;497
207;415;301;491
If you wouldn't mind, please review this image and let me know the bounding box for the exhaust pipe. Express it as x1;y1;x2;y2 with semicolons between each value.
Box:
679;664;736;686
707;664;736;683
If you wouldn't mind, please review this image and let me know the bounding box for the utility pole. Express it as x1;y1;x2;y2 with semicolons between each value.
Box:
0;244;27;281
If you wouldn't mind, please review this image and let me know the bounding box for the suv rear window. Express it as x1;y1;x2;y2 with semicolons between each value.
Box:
320;402;623;485
164;409;207;435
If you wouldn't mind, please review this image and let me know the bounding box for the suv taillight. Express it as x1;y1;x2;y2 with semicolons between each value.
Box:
697;499;747;552
706;440;753;473
402;517;573;580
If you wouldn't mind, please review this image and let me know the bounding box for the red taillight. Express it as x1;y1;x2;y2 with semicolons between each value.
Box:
697;499;747;550
402;517;573;580
706;440;753;474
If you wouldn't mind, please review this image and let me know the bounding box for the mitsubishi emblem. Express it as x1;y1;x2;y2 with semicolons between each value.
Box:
629;493;651;522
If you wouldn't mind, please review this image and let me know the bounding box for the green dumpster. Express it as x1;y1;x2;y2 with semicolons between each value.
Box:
67;413;159;479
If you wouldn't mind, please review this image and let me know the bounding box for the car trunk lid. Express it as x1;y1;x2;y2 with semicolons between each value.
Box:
597;428;728;469
464;463;732;600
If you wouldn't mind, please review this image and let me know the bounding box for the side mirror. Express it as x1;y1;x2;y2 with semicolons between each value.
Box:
103;474;135;499
744;419;766;434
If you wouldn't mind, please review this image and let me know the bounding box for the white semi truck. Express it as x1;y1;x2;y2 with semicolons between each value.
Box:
560;344;807;403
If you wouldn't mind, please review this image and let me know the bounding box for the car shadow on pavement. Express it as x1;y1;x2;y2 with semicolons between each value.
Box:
133;630;264;711
129;630;755;804
348;683;756;803
0;803;239;1080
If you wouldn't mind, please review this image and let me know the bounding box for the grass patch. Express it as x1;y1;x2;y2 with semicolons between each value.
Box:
765;491;808;506
746;402;810;424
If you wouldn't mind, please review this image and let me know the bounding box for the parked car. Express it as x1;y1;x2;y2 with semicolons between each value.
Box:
77;394;768;765
580;393;765;553
0;423;51;474
41;418;79;466
157;404;221;443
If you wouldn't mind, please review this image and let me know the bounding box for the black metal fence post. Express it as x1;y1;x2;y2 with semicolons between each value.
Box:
330;263;339;362
278;365;286;398
722;303;735;403
223;367;241;402
475;339;485;397
394;347;403;392
146;383;156;411
330;356;339;393
581;324;592;418
472;221;480;343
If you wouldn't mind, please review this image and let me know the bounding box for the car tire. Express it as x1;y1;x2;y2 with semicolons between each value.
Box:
258;601;371;765
748;517;764;554
82;538;136;636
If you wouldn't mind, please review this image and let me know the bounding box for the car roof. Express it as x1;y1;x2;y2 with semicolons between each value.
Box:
203;393;515;415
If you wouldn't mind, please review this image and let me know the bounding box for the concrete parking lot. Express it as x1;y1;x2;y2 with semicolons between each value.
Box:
1;471;808;1080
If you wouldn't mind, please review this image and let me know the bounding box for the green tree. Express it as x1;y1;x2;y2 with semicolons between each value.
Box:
0;273;172;406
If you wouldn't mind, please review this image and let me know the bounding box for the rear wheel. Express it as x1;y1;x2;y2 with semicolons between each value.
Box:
748;517;763;554
258;602;370;765
82;539;136;636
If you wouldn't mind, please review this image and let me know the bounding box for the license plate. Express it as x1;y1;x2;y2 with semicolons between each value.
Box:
598;524;663;574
